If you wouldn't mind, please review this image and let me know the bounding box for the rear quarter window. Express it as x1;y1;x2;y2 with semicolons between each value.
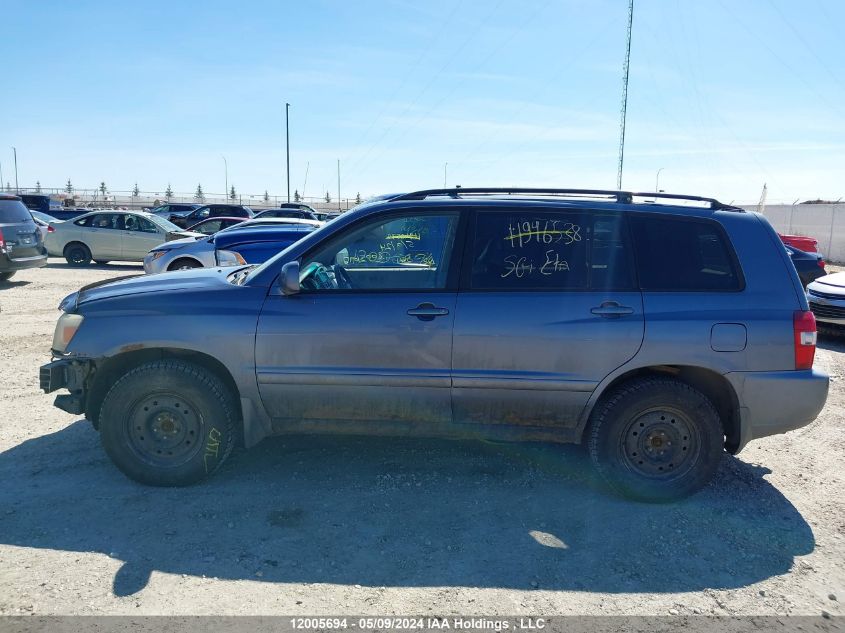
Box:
629;214;743;291
0;200;35;223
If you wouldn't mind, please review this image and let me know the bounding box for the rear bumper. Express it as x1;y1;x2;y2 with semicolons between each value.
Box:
726;368;829;453
0;251;47;272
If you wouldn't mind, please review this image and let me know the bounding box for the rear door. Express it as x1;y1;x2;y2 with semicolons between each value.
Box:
81;213;123;259
451;207;644;430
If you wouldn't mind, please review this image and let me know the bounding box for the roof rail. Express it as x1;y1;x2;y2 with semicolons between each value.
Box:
389;187;741;210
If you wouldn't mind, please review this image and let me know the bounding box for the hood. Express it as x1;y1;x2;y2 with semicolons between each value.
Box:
162;231;208;251
59;266;245;312
815;271;845;290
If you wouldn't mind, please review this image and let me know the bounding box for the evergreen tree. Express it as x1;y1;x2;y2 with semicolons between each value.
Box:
230;185;237;201
99;181;107;196
355;192;361;204
35;181;42;193
132;183;140;197
165;184;173;199
293;189;300;202
65;179;73;194
194;184;205;201
263;190;270;202
5;182;11;193
325;191;331;204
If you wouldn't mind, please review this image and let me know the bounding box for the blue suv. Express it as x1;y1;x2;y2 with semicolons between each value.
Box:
39;188;829;501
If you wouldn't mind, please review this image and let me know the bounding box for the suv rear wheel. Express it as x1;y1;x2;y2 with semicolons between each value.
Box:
99;360;237;486
588;377;723;502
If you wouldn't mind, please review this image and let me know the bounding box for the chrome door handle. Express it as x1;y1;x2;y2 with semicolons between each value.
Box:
591;301;634;318
407;302;450;321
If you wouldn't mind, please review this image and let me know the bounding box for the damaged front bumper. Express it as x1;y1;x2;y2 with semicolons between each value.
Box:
39;358;93;415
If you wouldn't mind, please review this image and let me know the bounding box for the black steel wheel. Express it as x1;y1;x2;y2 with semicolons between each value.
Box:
588;377;723;502
64;243;92;266
99;360;237;486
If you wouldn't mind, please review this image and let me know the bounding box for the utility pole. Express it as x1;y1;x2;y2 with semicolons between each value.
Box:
444;162;448;187
303;161;309;200
337;159;341;212
285;103;291;203
0;161;3;193
616;0;634;190
223;156;228;202
12;147;19;193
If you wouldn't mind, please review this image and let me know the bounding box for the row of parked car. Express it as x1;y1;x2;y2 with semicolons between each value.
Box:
3;190;844;334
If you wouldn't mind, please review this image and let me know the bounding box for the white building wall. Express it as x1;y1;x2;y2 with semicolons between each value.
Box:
746;204;845;263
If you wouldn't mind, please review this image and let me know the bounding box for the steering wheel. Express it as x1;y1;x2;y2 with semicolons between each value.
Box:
300;261;336;290
333;264;354;290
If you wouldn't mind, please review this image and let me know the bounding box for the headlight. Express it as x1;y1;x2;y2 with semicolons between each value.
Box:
216;250;246;267
150;250;168;261
52;313;84;354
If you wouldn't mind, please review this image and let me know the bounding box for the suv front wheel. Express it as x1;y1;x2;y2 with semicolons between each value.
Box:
99;360;237;486
588;377;723;502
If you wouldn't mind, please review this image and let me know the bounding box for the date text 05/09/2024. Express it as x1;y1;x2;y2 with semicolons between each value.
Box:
289;617;548;631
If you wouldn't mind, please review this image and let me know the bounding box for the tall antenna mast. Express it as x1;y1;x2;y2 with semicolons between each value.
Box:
616;0;634;190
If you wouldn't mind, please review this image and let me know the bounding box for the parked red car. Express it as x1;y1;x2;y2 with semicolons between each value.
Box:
779;233;818;253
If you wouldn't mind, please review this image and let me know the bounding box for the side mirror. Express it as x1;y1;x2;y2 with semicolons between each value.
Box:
279;261;300;295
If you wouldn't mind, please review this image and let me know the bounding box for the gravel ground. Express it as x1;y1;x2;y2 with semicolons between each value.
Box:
0;259;843;617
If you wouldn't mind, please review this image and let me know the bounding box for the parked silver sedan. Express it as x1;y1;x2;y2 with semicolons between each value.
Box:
45;210;199;265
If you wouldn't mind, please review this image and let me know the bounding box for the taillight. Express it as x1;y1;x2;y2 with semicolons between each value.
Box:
794;310;817;370
47;225;55;233
818;259;826;269
0;227;5;250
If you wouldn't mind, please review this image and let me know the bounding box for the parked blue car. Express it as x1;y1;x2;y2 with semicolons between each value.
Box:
143;221;317;273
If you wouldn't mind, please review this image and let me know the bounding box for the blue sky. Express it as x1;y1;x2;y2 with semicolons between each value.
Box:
2;0;843;203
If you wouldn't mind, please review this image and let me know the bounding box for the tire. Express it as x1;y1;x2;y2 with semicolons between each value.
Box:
99;360;237;486
0;272;15;282
94;260;109;265
168;258;202;271
587;377;724;502
64;243;92;266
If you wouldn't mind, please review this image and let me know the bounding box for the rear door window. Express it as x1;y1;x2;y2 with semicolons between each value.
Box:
469;210;590;290
629;214;742;291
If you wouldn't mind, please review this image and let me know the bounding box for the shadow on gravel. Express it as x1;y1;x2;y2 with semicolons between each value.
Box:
818;330;845;352
0;420;813;597
0;280;32;289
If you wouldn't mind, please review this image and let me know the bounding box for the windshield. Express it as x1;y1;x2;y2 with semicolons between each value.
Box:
146;214;183;232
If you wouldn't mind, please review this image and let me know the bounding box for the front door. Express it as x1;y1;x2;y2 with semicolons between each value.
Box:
256;209;463;429
452;208;644;429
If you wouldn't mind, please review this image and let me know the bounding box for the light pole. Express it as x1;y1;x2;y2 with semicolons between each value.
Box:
285;103;291;203
444;162;448;187
223;156;228;202
655;167;664;192
12;147;19;193
0;161;3;192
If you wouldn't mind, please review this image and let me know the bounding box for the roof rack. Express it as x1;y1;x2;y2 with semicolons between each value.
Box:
389;187;741;211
